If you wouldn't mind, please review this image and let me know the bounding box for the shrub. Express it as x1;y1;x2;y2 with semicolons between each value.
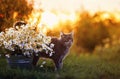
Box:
75;12;109;52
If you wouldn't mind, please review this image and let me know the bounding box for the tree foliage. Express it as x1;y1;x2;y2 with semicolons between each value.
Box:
0;0;33;31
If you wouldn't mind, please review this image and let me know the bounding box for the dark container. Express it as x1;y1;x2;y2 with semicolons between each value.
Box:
6;55;33;69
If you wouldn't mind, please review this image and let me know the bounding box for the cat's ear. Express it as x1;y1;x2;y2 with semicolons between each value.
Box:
60;31;64;36
70;31;74;36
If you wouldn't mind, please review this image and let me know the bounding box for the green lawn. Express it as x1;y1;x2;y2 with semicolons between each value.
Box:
0;52;120;79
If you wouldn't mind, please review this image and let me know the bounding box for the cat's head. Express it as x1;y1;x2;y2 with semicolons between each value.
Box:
60;32;73;48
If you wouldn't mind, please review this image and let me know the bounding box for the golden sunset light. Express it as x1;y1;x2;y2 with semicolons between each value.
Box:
40;11;59;28
26;0;120;33
33;0;120;13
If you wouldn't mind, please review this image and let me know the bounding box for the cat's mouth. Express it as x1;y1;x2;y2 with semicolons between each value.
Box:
65;40;73;47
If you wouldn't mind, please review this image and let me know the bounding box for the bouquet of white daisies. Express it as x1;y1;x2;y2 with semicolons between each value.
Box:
0;21;54;57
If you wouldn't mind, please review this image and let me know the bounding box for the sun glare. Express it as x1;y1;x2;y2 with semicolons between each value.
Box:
114;12;120;22
27;10;77;33
40;11;59;29
26;0;120;33
100;13;111;20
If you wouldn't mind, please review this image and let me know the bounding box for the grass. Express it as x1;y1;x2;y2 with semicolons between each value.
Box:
0;51;120;79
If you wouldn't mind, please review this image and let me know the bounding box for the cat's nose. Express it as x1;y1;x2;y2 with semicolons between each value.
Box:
68;40;72;44
70;39;73;42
